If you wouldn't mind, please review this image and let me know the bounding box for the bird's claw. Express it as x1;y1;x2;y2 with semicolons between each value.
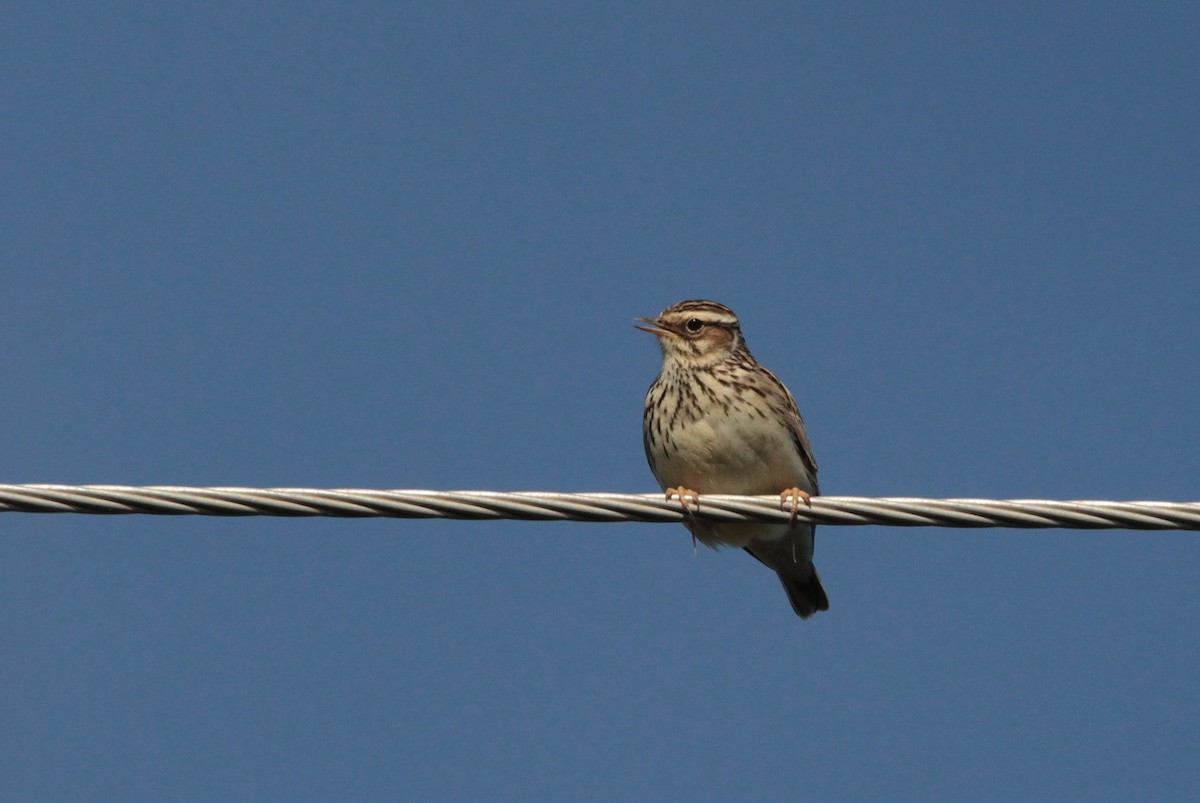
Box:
666;487;701;556
780;487;812;526
665;486;701;515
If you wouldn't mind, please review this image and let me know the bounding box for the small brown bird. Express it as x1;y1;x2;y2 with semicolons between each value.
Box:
638;299;828;618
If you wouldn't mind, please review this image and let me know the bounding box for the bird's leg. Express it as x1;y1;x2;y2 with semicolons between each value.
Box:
779;487;812;527
780;488;812;563
666;486;701;512
665;486;701;555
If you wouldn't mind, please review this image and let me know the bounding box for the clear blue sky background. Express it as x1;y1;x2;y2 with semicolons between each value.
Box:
2;3;1198;800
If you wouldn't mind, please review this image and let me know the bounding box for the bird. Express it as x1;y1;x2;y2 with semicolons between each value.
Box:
637;299;828;619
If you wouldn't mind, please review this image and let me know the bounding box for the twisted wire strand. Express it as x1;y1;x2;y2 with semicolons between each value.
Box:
0;485;1198;529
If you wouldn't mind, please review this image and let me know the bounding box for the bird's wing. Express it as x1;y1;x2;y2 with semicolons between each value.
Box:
759;365;819;493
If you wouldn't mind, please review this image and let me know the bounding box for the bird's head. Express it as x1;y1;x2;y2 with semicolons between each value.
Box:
636;299;745;367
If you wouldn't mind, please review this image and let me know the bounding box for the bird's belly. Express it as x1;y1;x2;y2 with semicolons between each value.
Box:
654;414;811;496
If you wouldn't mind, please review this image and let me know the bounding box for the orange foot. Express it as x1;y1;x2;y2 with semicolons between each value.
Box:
665;486;701;555
665;486;700;514
779;487;813;526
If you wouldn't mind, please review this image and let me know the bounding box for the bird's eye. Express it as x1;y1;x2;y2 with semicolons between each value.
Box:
685;318;704;333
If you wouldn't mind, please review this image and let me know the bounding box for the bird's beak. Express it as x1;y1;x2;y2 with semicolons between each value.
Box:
634;316;670;336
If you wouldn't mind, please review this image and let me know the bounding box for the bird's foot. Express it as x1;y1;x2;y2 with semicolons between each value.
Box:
779;487;812;526
665;487;701;556
665;486;701;514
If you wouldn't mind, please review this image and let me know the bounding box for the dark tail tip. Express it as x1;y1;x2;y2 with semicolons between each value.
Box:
779;565;829;619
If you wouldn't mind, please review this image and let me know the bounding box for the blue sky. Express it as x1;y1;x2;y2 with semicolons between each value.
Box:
2;3;1198;800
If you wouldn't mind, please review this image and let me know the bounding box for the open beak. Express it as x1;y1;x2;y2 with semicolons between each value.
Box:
634;316;670;336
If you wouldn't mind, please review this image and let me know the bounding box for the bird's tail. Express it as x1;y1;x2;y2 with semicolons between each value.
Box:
744;541;830;619
774;563;829;619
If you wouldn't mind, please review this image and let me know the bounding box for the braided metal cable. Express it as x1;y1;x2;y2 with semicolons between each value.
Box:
0;485;1198;529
